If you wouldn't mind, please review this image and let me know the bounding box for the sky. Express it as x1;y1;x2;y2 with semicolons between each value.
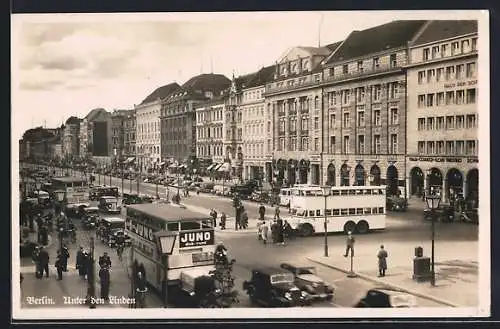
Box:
11;10;485;140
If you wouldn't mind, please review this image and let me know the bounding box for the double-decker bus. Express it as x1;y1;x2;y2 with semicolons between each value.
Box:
49;176;89;203
284;185;387;236
125;203;215;301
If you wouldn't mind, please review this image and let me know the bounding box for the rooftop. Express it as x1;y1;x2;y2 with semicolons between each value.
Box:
84;108;108;121
245;65;275;89
412;20;478;46
182;73;231;94
141;83;181;105
325;20;428;64
127;203;210;222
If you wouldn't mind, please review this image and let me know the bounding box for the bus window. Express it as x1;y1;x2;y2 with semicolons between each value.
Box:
348;208;356;215
308;210;315;217
364;189;372;195
356;208;363;215
364;208;372;214
341;209;348;215
379;207;384;214
372;208;378;214
332;190;340;196
180;221;201;231
348;190;356;195
316;210;321;216
333;209;340;216
325;209;332;216
167;222;179;231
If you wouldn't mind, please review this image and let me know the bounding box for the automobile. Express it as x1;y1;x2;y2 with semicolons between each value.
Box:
199;182;215;193
64;202;89;218
354;288;417;308
107;228;132;247
250;191;270;203
169;267;225;308
20;239;38;258
279;262;335;301
424;204;454;222
242;267;311;307
386;196;408;212
81;206;100;229
33;190;52;208
98;196;121;214
97;217;125;244
122;193;142;205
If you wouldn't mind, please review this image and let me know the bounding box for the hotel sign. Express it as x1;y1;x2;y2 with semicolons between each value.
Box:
409;156;478;164
444;80;477;89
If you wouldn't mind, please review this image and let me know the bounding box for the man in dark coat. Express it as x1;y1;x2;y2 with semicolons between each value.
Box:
61;245;70;271
82;251;92;280
276;217;284;245
377;245;388;277
258;204;266;221
76;246;85;278
32;246;41;278
99;265;111;301
55;251;64;280
98;252;112;268
38;246;50;278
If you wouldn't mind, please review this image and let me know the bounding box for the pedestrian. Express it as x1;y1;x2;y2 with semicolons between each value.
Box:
55;251;64;280
274;206;280;220
99;265;111;301
76;246;85;278
260;221;269;245
271;220;278;244
343;231;355;257
241;210;248;229
32;246;41;278
38;246;50;278
61;244;70;272
99;252;112;268
377;245;388;277
210;209;218;228
259;203;266;221
220;212;226;230
82;251;91;280
276;217;285;245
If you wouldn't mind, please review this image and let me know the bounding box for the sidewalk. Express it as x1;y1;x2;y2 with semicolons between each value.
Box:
307;239;478;307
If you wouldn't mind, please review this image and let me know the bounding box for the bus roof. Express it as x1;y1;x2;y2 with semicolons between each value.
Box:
127;203;210;222
52;176;87;183
102;217;125;223
292;185;387;191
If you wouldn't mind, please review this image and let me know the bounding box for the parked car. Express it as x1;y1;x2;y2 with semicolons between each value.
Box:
81;206;100;229
386;196;408;212
354;288;417;308
98;196;121;214
199;182;215;193
250;191;270;203
242;267;311;307
65;202;89;218
108;228;132;247
423;204;454;222
279;262;335;301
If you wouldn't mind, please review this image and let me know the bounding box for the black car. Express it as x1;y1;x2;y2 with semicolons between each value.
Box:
424;204;455;222
354;288;417;308
169;268;225;308
386;196;408;212
242;267;311;307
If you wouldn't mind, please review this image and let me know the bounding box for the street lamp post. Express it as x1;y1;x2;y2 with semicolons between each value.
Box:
320;185;332;257
425;194;440;287
121;161;124;197
156;232;177;308
88;236;96;308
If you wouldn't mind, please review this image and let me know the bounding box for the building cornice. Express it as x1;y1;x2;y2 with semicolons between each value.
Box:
404;51;477;69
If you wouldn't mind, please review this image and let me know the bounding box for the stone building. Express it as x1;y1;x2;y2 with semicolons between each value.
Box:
63;116;81;159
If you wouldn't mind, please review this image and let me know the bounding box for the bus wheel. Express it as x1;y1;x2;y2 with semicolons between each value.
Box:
356;221;369;234
300;224;314;237
343;221;356;234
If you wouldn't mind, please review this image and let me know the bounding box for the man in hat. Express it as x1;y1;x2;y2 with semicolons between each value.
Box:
38;246;50;278
76;246;85;278
343;231;355;257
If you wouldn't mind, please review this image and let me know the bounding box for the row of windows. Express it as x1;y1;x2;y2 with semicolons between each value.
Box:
275;96;317;113
417;114;477;131
298;207;385;217
329;106;400;129
137;133;160;142
137;145;160;155
417;140;477;155
138;121;160;133
278;116;310;133
278;136;321;152
294;188;385;197
243;106;265;118
328;134;398;154
243;143;266;157
244;122;266;136
330;54;398;79
278;58;311;77
326;83;400;107
197;126;223;140
417;62;476;84
421;37;477;62
243;90;264;101
196;109;223;123
197;144;223;157
417;89;476;108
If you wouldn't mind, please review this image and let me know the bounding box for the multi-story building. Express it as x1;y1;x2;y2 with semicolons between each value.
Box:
264;44;339;187
320;20;428;197
110;109;132;163
79;108;113;164
195;97;226;169
63;116;81;159
405;20;478;204
122;110;137;167
136;83;181;172
161;74;231;170
239;66;275;181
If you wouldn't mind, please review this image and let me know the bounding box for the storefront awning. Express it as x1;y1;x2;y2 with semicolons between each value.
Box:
206;163;216;171
217;163;231;172
158;162;165;166
212;163;222;171
179;164;187;169
123;157;135;164
169;163;178;169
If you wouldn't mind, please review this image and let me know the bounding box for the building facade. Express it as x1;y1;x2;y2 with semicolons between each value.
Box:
195;98;225;167
264;45;336;187
135;100;163;172
110;109;132;163
123;111;136;158
63;116;81;159
79;108;112;163
405;20;478;204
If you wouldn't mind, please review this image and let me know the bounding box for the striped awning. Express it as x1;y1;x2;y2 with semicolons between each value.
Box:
217;162;231;172
206;163;216;171
179;164;187;169
168;163;178;169
212;163;222;171
123;157;135;164
158;162;165;166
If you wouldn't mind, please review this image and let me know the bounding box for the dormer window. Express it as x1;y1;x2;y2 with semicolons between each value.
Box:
373;57;380;69
342;64;348;75
291;63;297;73
357;61;363;73
302;60;309;71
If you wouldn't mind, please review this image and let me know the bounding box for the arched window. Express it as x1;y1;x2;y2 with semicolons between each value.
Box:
314;96;319;109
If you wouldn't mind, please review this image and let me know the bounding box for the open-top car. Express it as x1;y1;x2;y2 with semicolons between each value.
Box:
354;288;417;308
279;262;335;301
242;267;311;307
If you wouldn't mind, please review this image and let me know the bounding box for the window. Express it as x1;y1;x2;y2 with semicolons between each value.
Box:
342;64;348;75
431;46;440;59
279;138;285;151
373;57;379;69
267;121;271;133
418;71;426;84
426;94;434;107
342;90;351;105
314;117;319;129
373;110;381;126
356;87;365;102
357;61;363;72
418;118;425;130
427;141;435;154
328;91;337;106
423;48;430;60
446;66;455;80
390;134;398;154
456;90;465;105
390;108;398;125
358;135;365;154
446;116;455;129
389;82;399;99
466;114;476;128
456;115;465;129
446;141;455;154
418;141;425;154
301;117;308;131
343;136;350;154
472;37;477;51
466;89;476;104
330;136;336;153
466;140;476;155
357;109;365;127
462;39;471;53
466;62;476;78
343;112;350;128
436;116;444;130
330;114;336;128
435;92;445;106
436;68;444;82
418;95;426;108
427;69;435;83
441;44;449;56
427;117;434;130
314;138;319;151
452;41;460;55
436;141;444;154
301;137;309;150
446;91;455;105
279;119;286;132
456;141;465;155
374;135;381;154
390;54;397;68
314;96;319;109
289;137;297;151
373;85;381;101
456;64;465;79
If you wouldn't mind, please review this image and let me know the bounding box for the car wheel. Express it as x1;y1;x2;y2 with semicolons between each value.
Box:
300;224;314;237
356;220;369;234
343;221;356;234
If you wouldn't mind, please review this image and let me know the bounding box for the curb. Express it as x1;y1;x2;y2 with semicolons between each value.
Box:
306;257;461;308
